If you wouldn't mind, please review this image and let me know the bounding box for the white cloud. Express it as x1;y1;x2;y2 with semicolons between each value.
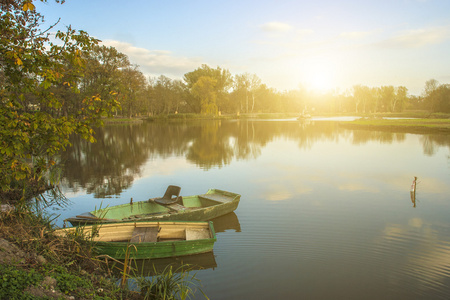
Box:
101;40;203;78
260;21;293;32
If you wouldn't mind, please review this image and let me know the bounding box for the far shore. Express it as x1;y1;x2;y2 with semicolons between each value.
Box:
339;118;450;134
103;111;450;134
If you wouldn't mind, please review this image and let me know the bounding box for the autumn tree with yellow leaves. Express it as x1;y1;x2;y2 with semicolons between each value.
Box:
0;0;120;198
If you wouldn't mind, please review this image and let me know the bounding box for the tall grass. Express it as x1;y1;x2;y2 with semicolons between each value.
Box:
132;263;209;300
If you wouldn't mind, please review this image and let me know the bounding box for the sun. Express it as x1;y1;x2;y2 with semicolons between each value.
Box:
308;67;334;93
301;59;337;93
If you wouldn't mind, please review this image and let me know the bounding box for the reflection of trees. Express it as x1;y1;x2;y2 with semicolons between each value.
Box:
61;125;148;197
186;121;234;169
61;120;450;197
345;127;450;157
351;130;406;145
419;135;450;156
294;121;341;149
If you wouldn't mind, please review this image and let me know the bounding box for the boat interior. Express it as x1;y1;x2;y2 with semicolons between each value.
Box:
84;222;212;243
95;194;226;220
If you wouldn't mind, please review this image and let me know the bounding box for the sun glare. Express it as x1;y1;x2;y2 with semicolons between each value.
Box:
302;60;337;93
308;67;334;93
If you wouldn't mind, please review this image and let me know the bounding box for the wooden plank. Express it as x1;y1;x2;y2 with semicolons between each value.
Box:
186;228;210;240
130;227;158;243
158;228;186;240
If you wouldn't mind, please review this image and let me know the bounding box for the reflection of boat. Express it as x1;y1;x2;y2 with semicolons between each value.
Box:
297;113;311;120
65;189;240;226
211;212;241;233
297;108;311;120
125;251;218;276
53;221;216;259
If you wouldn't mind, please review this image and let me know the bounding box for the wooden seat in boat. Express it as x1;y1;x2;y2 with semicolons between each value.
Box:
130;227;158;243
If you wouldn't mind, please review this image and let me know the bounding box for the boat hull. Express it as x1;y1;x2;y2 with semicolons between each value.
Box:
53;221;216;259
65;189;240;226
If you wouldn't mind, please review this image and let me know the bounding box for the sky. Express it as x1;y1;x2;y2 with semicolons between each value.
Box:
35;0;450;96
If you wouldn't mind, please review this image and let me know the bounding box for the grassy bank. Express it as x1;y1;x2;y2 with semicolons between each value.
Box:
0;206;138;299
340;118;450;133
0;205;206;299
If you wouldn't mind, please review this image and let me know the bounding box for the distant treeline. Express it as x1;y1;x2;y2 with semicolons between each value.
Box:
12;45;450;118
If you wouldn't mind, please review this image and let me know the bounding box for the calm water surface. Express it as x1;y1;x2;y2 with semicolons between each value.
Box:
51;119;450;300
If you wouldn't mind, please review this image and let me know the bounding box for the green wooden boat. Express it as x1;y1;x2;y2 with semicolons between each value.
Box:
65;188;240;226
53;221;216;259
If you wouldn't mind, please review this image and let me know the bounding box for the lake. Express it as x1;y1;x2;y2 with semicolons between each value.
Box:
50;118;450;299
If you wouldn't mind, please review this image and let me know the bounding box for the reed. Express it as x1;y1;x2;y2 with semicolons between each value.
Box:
133;263;209;300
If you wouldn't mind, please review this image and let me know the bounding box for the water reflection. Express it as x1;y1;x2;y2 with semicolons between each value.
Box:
124;251;218;277
60;120;450;198
210;213;241;233
60;125;147;197
55;119;450;299
375;218;450;298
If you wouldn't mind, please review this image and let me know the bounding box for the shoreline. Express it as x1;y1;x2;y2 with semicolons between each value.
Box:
339;118;450;134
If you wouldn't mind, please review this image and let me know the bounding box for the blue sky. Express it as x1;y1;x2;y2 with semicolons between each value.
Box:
36;0;450;95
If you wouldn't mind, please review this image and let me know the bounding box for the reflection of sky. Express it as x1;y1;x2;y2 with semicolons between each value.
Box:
253;135;450;204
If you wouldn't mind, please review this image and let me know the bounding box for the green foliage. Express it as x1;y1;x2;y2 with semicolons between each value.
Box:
54;267;94;294
0;264;44;300
0;262;123;300
191;76;218;115
183;65;233;113
0;0;120;197
427;83;450;113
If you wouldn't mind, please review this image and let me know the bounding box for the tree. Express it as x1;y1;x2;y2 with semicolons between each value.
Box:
379;86;395;112
0;1;119;197
233;74;250;113
234;73;262;113
248;74;262;113
256;84;281;113
353;85;374;113
423;79;440;112
428;84;450;113
154;75;174;114
394;86;408;112
191;76;218;115
116;66;146;118
80;45;130;113
437;84;450;113
183;64;233;113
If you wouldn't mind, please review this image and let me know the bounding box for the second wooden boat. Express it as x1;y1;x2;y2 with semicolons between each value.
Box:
53;221;216;259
